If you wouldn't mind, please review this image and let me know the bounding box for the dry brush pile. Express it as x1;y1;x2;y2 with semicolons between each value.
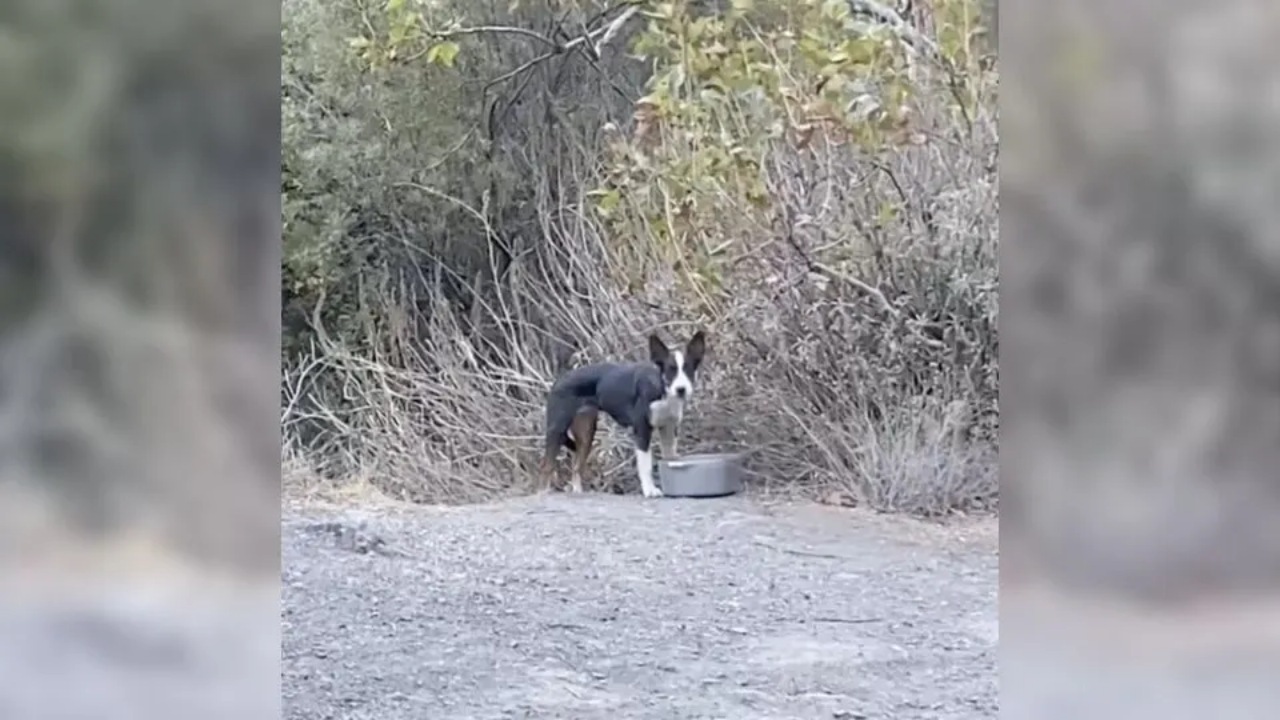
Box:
282;0;997;516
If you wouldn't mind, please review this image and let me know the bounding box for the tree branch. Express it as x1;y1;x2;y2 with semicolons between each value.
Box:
430;1;642;58
429;25;562;52
847;0;939;58
466;2;644;137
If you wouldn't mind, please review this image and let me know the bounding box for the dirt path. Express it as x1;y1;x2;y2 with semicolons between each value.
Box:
283;494;998;719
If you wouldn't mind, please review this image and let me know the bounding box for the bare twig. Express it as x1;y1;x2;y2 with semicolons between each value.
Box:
432;3;637;59
483;49;558;94
592;4;640;58
429;25;562;51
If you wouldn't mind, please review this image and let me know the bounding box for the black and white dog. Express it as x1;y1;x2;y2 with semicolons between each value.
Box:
540;331;707;497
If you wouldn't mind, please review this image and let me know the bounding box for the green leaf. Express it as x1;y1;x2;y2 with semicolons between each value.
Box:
841;37;878;66
426;41;461;68
386;0;406;11
587;188;623;217
876;202;898;227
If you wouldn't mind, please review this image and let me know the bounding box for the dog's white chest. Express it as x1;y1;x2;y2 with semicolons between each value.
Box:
648;397;685;428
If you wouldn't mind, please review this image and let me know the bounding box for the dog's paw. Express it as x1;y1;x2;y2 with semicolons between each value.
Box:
642;485;665;499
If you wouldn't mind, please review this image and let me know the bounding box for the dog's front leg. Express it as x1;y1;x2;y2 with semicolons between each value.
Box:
657;423;678;459
632;426;663;498
635;448;663;498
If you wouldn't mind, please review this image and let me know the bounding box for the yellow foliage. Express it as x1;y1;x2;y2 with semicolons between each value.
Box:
603;0;978;288
425;40;460;67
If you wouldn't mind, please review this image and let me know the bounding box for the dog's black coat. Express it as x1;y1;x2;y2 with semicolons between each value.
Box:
541;331;705;497
543;362;665;455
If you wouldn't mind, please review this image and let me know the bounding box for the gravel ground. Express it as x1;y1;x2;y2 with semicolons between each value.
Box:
282;493;998;720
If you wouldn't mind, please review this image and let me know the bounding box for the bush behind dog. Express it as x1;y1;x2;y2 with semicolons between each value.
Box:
281;0;997;516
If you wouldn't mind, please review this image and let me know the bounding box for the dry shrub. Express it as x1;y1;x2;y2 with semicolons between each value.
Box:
281;0;998;516
284;132;997;514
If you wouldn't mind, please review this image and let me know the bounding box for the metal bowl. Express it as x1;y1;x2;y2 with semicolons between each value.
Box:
658;453;745;498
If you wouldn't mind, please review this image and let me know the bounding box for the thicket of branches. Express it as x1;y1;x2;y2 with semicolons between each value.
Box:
282;0;998;515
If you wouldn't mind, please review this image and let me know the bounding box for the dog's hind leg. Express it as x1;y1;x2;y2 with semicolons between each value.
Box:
538;438;561;492
541;394;578;492
568;408;598;493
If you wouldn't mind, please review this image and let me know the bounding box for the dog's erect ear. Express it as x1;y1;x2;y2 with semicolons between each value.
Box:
648;333;671;365
685;330;707;369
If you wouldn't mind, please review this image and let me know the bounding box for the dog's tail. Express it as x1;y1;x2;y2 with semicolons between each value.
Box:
545;365;602;450
552;372;602;400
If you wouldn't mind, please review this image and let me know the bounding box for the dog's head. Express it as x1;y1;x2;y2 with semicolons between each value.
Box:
648;330;707;401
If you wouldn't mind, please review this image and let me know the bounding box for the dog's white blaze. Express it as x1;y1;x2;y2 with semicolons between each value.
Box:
667;349;694;400
636;448;662;498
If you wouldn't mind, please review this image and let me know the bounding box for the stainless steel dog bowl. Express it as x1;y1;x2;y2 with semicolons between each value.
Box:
658;453;744;498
